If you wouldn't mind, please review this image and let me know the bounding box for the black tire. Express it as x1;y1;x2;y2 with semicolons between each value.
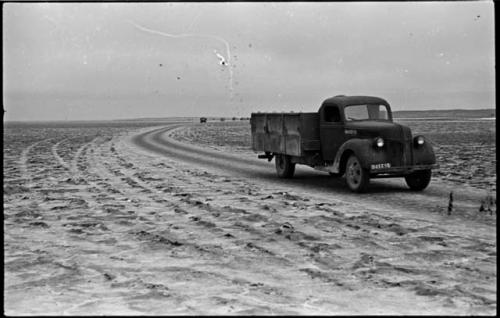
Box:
405;169;432;191
275;154;295;178
345;154;370;192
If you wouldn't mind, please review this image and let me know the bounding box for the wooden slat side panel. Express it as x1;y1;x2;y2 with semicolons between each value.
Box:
283;115;301;156
266;114;285;153
251;112;319;155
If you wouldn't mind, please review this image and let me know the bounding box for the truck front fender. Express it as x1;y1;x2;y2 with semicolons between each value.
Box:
413;141;436;165
332;139;373;173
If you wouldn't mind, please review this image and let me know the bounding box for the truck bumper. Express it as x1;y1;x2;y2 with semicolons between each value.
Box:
369;163;438;176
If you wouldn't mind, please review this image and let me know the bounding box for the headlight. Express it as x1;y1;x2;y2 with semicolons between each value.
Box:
414;135;425;146
374;137;384;148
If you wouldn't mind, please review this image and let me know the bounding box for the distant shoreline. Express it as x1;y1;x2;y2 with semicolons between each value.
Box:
392;108;495;119
395;117;496;121
3;108;495;123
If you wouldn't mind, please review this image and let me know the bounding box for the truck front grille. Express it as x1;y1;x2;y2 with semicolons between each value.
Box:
401;126;413;166
385;126;413;167
386;141;404;166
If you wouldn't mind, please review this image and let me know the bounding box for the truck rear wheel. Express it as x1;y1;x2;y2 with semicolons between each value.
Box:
345;154;369;192
275;154;295;178
405;169;431;191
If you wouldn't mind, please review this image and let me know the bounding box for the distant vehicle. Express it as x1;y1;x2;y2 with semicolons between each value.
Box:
220;117;225;122
251;95;438;192
232;117;237;121
200;117;207;123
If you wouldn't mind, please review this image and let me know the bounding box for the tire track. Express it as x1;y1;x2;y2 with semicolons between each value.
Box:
103;144;159;195
86;138;128;197
19;139;53;186
51;139;71;170
71;137;99;175
87;136;166;201
116;134;315;266
88;137;305;279
111;138;197;198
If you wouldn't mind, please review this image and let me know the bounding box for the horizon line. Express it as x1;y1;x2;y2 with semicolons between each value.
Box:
3;107;496;123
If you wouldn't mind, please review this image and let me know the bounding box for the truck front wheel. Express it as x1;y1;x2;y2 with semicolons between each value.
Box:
345;154;369;192
275;154;295;178
405;169;431;191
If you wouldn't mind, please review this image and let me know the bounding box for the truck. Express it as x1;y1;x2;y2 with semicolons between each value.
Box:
250;95;438;192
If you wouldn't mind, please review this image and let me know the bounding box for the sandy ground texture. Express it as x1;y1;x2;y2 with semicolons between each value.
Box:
3;121;496;315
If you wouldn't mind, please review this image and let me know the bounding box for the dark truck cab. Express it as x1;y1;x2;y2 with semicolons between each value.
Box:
251;95;438;192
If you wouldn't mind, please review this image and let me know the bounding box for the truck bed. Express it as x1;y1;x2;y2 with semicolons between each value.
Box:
250;112;320;157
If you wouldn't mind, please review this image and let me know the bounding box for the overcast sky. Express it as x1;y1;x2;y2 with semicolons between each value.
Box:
3;2;495;121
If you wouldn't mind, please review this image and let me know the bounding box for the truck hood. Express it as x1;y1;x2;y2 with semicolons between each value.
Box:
345;121;412;141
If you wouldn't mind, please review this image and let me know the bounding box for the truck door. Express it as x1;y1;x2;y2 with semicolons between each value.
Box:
320;105;346;161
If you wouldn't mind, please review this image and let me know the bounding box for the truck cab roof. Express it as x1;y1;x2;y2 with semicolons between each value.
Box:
319;95;392;123
320;95;390;109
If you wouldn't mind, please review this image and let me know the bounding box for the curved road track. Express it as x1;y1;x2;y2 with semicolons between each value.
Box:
132;123;491;218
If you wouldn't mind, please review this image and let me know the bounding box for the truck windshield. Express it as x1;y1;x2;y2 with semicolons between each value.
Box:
344;104;389;121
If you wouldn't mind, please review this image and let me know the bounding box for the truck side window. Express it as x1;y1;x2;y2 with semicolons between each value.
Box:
325;107;341;122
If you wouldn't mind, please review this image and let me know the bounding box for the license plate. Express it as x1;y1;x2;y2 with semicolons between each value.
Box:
371;163;391;170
